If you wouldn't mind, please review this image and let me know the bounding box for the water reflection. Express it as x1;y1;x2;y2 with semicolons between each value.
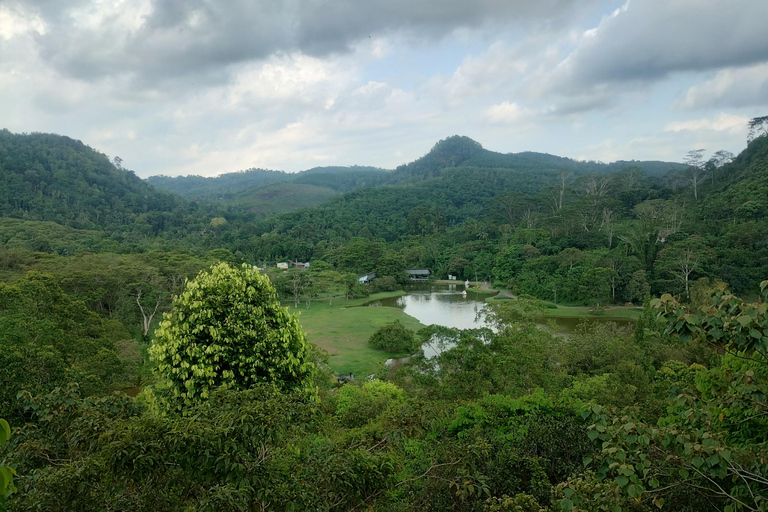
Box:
368;284;636;367
365;284;491;331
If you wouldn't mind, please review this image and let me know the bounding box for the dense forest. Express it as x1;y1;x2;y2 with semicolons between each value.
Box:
0;128;767;511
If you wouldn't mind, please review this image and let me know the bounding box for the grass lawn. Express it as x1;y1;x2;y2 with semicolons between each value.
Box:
542;307;641;321
287;291;425;377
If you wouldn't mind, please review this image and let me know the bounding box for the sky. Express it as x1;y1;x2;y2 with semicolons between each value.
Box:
1;0;767;178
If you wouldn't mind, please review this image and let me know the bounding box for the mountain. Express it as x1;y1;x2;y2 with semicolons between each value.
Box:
0;130;183;230
229;182;342;217
389;135;685;183
0;129;690;248
146;164;392;217
147;165;390;198
147;135;683;218
291;166;390;192
689;135;768;289
146;168;291;200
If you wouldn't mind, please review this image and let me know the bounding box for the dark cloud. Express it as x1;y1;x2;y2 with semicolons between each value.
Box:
557;0;768;90
16;0;587;85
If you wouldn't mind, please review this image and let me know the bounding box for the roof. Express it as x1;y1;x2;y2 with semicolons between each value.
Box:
406;268;431;274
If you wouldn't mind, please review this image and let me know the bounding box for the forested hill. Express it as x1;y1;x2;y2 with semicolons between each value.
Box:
146;168;291;200
0;130;184;230
688;135;768;289
228;135;688;247
146;135;682;205
388;135;685;183
147;165;391;200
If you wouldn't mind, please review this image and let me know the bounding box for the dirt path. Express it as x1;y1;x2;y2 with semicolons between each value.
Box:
478;281;516;299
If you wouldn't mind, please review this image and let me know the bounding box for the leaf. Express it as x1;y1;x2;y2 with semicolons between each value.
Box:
561;498;574;511
0;419;9;446
736;315;752;327
617;476;629;487
626;484;643;499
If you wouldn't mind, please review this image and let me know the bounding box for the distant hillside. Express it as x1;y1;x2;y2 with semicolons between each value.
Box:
230;182;341;217
691;135;768;288
147;136;684;218
147;168;290;200
389;136;685;183
0;217;107;257
697;135;768;216
147;164;391;214
0;130;183;230
292;166;391;192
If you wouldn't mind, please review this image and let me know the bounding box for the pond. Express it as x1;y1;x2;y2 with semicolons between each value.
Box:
361;284;637;364
364;284;636;333
363;283;491;330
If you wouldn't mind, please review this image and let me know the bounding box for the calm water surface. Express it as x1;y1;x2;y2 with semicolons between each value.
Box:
363;284;635;361
365;283;491;330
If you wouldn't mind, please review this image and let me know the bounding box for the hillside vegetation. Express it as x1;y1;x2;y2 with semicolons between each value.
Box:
0;128;766;512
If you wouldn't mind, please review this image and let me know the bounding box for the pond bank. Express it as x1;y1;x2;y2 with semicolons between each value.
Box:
295;290;424;377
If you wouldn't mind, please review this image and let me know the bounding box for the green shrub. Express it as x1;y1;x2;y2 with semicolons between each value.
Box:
371;276;399;292
368;320;417;353
334;380;405;427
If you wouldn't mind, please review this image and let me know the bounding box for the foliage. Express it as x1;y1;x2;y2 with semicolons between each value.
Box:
333;380;406;427
653;279;768;362
484;493;546;512
371;275;400;292
576;283;768;512
0;417;16;512
368;320;417;353
5;129;768;511
0;272;132;423
449;394;596;505
405;317;561;399
149;263;315;409
0;130;186;231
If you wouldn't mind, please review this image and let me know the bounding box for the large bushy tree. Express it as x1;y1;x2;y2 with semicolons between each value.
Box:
150;263;314;407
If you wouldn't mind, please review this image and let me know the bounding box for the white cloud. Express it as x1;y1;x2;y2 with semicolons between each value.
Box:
484;102;530;124
0;0;763;178
444;41;530;105
0;5;45;39
680;63;768;109
228;53;353;107
665;113;749;134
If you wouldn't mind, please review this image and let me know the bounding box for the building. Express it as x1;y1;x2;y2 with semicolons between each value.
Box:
276;262;289;269
358;272;376;284
406;268;431;281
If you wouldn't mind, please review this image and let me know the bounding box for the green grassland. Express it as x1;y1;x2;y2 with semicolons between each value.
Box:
290;292;425;377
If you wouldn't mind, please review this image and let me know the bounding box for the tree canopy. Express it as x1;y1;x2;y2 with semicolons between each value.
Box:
149;263;315;408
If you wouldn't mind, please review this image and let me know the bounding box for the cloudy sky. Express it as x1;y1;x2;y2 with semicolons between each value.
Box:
1;0;767;177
